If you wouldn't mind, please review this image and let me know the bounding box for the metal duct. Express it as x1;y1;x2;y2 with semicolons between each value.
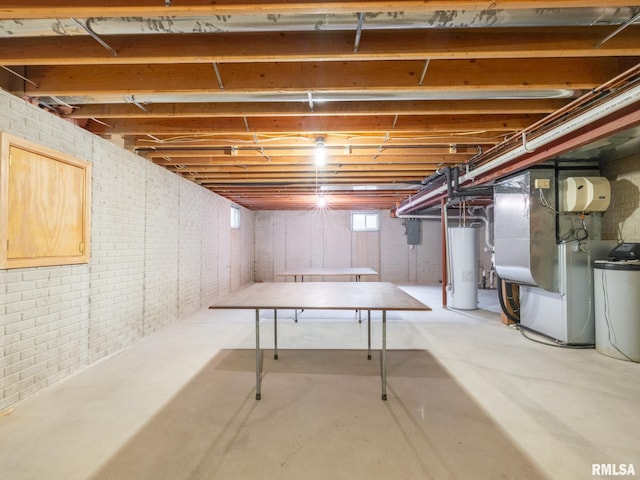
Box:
0;8;635;37
493;169;559;292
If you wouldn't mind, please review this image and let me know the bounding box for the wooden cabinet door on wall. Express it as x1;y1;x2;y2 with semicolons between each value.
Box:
0;133;91;269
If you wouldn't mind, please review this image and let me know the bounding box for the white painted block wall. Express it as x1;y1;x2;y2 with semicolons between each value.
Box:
253;210;443;283
0;89;254;410
601;153;640;242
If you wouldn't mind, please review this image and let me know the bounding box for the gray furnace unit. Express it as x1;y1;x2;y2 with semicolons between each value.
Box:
494;167;615;344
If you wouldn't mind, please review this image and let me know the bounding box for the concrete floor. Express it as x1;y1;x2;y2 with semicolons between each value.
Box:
0;285;638;479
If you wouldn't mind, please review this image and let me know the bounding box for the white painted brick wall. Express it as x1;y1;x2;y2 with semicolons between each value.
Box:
201;193;221;304
178;182;204;319
254;212;275;282
230;228;241;291
0;89;254;411
239;205;255;287
0;265;90;408
143;164;180;334
88;140;147;363
322;211;352;271
216;198;232;298
601;153;640;242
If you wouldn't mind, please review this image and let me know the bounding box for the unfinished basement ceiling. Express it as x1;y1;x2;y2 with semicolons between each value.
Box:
0;2;639;210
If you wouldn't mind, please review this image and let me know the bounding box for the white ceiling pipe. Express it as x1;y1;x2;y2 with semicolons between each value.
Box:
395;183;448;216
395;82;640;216
464;82;640;182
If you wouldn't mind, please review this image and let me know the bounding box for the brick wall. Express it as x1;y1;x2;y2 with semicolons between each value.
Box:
0;90;253;410
89;140;147;363
601;152;640;242
144;164;180;334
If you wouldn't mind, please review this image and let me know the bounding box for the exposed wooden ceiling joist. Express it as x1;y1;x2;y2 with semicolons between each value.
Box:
2;26;639;65
2;2;639;210
25;58;629;94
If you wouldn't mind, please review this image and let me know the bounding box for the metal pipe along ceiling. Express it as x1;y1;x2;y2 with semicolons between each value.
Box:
395;81;640;216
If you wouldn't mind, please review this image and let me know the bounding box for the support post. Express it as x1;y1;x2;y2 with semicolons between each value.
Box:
255;309;261;400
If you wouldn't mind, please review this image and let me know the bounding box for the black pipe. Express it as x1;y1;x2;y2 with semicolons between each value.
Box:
421;169;445;186
442;165;494;199
444;166;455;198
452;166;494;197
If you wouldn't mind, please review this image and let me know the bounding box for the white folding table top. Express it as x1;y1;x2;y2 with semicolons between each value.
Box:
276;267;378;277
209;281;431;312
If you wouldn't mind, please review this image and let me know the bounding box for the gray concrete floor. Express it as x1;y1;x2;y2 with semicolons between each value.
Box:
0;285;638;479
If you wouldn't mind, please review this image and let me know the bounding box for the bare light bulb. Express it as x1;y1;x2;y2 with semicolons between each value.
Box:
314;137;327;166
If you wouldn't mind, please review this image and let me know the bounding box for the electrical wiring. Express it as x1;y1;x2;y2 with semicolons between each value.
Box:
516;325;595;349
537;187;565;215
496;275;520;324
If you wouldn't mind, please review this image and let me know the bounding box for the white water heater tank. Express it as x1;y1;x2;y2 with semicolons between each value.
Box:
447;227;478;310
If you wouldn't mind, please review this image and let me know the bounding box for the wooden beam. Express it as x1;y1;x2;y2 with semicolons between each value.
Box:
165;163;446;173
3;27;639;66
132;133;502;148
86;114;537;135
149;154;467;164
144;148;478;159
184;171;428;181
25;58;629;95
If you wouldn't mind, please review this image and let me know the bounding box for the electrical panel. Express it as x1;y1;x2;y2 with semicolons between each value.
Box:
561;176;611;212
405;218;421;245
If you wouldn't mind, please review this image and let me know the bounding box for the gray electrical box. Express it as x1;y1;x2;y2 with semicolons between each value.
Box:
406;219;421;245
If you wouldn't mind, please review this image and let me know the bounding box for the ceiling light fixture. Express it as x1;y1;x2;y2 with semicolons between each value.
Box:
316;194;327;208
314;136;327;166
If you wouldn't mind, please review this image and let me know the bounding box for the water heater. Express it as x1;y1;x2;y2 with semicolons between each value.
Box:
447;227;478;310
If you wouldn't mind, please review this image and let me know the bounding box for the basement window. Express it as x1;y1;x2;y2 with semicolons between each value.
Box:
230;205;240;229
352;212;379;232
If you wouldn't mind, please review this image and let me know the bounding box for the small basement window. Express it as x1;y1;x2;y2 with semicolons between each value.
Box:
230;205;240;229
352;212;379;232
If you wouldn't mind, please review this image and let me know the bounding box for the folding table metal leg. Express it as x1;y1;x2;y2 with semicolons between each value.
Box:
367;310;372;360
256;309;261;400
381;310;387;401
273;309;278;360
